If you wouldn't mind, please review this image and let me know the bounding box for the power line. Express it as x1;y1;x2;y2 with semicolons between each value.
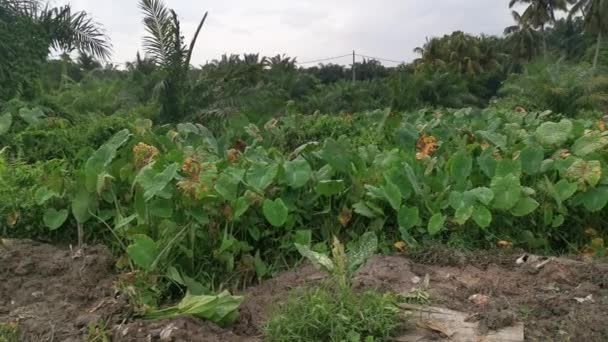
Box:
296;54;353;65
355;54;405;64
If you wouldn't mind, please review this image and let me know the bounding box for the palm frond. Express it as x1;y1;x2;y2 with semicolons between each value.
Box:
139;0;175;65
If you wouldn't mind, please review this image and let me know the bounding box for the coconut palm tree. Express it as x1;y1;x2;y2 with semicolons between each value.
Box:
138;0;208;122
569;0;608;68
504;10;543;63
1;0;111;59
509;0;571;56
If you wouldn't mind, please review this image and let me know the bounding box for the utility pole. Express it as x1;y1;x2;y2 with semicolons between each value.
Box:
352;50;356;84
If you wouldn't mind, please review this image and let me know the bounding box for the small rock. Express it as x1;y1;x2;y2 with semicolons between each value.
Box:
31;291;44;298
160;323;179;341
411;276;421;284
468;294;490;306
574;294;594;304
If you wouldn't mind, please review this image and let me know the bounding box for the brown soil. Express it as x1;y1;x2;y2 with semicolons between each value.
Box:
1;240;607;342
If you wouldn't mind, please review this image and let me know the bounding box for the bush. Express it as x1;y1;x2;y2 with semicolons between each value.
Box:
264;283;403;342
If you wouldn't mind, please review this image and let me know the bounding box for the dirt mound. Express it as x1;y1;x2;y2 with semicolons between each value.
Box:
0;239;118;342
2;240;607;341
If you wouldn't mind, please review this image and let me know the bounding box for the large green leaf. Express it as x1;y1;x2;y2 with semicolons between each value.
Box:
427;213;445;236
510;197;539;217
85;129;131;192
490;174;522;210
535;120;572;147
565;159;602;187
135;163;179;201
321;137;351;173
0;112;12;135
72;188;92;223
294;243;334;271
467;187;494;205
19;107;46;126
246;162;278;191
520;145;544;175
495;159;522;178
477;130;507;149
347;232;378;272
382;179;402;210
572;132;608;157
449;151;473;179
477;148;497;178
35;186;59;205
353;202;377;218
454;205;474;225
214;174;239;202
233;197;249;219
398;206;420;229
283;157;312;188
127;234;159;271
554;179;578;201
472;206;492;228
577;187;608;212
43;208;69;230
263;198;289;227
316;180;345;196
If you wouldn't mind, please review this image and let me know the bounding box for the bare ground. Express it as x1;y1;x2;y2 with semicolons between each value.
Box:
1;240;607;341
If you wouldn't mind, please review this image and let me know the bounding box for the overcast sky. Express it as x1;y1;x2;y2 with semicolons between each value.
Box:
60;0;520;67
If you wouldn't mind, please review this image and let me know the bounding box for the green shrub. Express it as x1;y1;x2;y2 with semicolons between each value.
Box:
0;323;20;342
264;283;403;342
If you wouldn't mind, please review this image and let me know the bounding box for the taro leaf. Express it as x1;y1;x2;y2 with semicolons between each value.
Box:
233;197;249;219
552;215;565;228
449;151;473;179
290;141;321;158
565;159;602;187
477;147;497;178
263;198;288;227
347;232;378;273
555;179;578;201
454;206;474;225
136;163;179;201
294;243;334;271
576;187;608;212
294;230;312;246
19;107;46;126
495;159;522;178
510;197;539;217
246;162;278;191
127;234;159;271
382;179;402;210
35;186;59;205
149;198;173;218
394;123;418;150
477;130;507;149
467;187;494;206
283;157;312;188
398;206;420;230
427;213;446;236
491;174;522;210
0;112;12;135
520;145;544;175
72;188;92;223
316;180;345;196
321;137;351;173
214;174;239;202
535;120;572;147
353;201;376;218
572;132;608;157
472;206;492;228
85;129;131;192
43;208;69;230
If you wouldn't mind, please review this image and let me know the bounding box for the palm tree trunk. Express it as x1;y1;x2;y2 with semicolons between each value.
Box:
594;31;602;70
541;24;547;59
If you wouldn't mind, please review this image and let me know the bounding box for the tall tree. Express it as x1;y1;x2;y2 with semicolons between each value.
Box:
570;0;608;68
138;0;208;122
504;10;543;63
0;0;110;99
509;0;571;56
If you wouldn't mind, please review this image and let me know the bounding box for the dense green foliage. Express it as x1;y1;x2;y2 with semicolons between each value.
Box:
2;0;608;329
